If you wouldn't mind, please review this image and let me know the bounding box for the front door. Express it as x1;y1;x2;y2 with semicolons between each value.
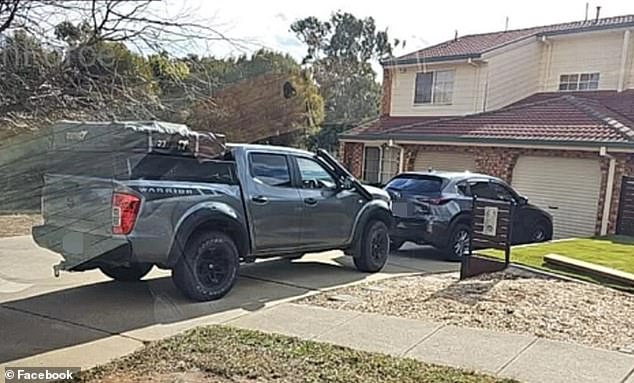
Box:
245;152;302;250
293;156;359;247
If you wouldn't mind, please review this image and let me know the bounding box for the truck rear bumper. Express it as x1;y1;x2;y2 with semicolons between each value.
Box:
32;225;132;271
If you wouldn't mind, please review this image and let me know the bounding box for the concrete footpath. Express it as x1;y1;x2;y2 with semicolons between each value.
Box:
228;303;634;383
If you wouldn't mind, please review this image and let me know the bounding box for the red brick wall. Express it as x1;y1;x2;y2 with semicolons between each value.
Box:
340;141;634;235
612;154;634;233
380;68;392;117
341;142;363;178
627;156;634;176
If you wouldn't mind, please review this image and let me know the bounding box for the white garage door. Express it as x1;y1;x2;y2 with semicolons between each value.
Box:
414;151;476;172
512;156;601;239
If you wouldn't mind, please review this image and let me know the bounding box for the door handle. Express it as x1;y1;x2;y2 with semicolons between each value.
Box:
548;206;559;210
304;197;318;206
251;195;268;204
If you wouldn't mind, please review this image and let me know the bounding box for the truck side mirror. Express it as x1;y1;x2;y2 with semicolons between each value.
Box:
340;177;354;190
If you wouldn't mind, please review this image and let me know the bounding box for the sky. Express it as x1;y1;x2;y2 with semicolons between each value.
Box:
164;0;633;75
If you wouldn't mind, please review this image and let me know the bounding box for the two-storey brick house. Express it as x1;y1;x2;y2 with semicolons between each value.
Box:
339;15;634;238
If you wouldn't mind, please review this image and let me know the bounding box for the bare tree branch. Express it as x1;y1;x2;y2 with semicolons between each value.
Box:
0;0;21;33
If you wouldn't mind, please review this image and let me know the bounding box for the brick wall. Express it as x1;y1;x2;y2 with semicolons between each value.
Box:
613;154;634;233
341;142;364;178
380;68;392;117
627;155;634;176
340;141;634;235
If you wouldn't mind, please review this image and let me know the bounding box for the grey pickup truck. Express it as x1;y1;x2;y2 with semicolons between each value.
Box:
32;121;392;301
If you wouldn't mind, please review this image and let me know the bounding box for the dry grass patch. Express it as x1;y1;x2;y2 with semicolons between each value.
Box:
70;326;516;383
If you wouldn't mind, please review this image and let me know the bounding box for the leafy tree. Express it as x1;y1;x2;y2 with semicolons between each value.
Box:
0;30;60;116
148;51;190;99
186;50;324;146
291;11;401;151
55;21;156;111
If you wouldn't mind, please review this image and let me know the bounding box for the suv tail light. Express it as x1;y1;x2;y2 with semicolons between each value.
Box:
112;192;141;234
415;196;451;205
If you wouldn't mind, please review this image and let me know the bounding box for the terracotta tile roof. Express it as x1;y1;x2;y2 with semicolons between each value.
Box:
386;15;634;65
341;91;634;146
342;116;442;135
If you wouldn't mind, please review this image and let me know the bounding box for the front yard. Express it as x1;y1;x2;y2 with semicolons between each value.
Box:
302;270;634;352
70;326;515;383
0;214;41;238
480;236;634;285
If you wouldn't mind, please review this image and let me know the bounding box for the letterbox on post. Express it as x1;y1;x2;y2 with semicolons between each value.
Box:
460;196;515;280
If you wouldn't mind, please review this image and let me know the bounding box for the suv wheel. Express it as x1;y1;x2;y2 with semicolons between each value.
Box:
353;220;389;272
172;231;239;301
530;222;551;243
99;263;152;282
445;223;471;260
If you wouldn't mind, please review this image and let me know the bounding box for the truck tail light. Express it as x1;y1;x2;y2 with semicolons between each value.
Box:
112;192;140;234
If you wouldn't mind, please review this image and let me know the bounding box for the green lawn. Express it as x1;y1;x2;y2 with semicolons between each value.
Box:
481;236;634;286
71;326;516;383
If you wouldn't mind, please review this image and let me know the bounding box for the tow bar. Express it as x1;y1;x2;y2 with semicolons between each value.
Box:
53;262;61;278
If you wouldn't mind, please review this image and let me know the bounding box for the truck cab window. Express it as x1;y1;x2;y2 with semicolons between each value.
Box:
250;153;292;187
296;157;336;189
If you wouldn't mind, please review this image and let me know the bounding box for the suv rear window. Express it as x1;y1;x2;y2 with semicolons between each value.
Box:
385;175;444;194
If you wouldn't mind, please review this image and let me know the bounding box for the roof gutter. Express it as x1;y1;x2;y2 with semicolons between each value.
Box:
381;53;480;67
339;134;634;152
537;20;634;38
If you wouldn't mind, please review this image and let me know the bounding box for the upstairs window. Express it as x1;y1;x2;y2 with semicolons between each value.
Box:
559;72;600;91
414;70;454;104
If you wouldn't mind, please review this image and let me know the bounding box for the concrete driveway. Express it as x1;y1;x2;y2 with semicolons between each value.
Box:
0;236;458;370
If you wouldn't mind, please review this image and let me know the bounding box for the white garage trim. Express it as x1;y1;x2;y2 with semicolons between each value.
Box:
414;151;476;172
600;157;616;236
512;156;602;239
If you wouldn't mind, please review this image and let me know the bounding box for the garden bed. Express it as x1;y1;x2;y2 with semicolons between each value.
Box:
301;269;634;352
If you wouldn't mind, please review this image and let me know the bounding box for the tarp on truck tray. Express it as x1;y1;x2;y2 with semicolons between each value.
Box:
48;120;226;158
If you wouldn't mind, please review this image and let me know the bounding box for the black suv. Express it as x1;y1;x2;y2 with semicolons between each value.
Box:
385;171;553;259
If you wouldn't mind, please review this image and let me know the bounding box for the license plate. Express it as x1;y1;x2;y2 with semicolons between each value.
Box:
392;202;409;217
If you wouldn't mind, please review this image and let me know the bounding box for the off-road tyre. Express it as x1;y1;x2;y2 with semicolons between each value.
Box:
353;220;390;272
172;231;239;301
